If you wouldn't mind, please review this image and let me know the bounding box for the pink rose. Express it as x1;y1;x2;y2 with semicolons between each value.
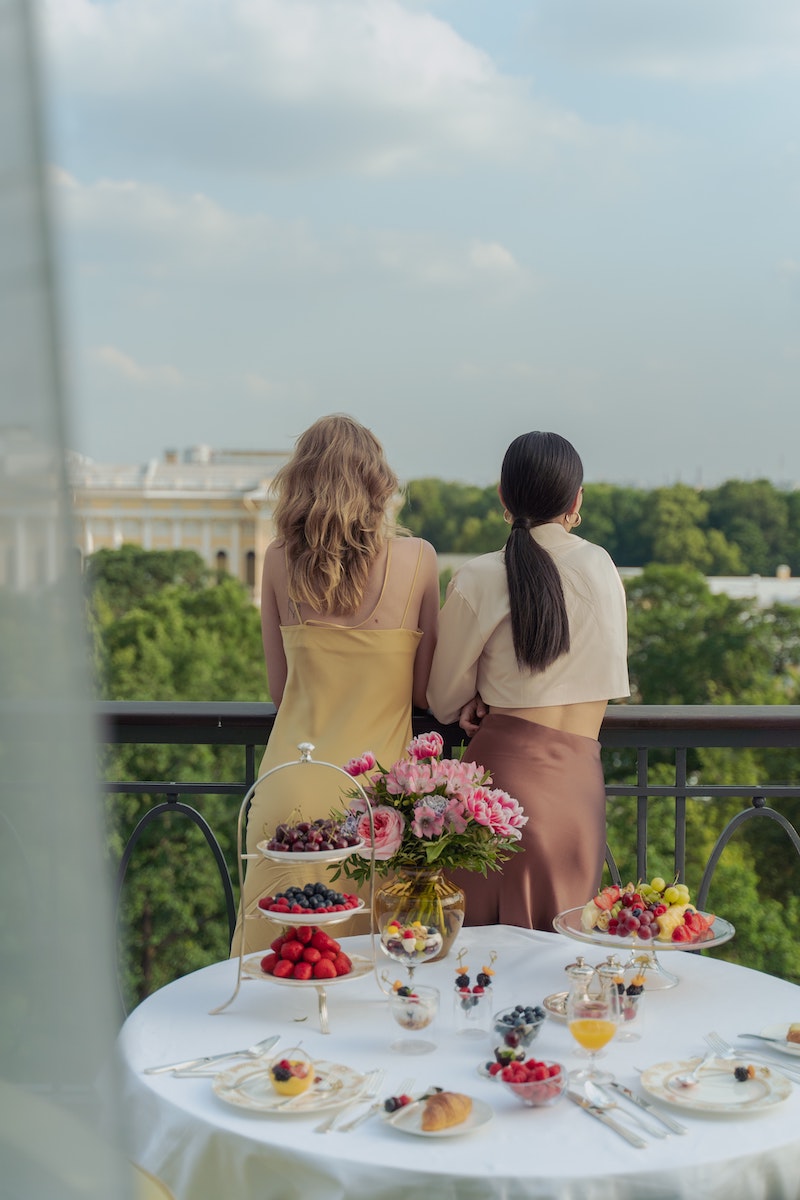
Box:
355;805;406;860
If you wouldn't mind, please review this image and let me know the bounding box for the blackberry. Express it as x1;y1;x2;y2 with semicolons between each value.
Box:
476;972;491;987
455;973;470;988
734;1066;749;1082
272;1066;292;1082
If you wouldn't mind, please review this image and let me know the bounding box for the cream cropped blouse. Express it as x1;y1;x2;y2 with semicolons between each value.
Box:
427;522;630;724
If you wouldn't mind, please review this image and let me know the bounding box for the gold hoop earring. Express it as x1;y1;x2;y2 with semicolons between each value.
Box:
570;512;582;528
503;509;513;525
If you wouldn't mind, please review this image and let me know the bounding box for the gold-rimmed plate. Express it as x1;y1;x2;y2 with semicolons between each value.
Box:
213;1060;365;1114
242;953;373;987
255;899;366;926
640;1058;792;1114
256;838;364;863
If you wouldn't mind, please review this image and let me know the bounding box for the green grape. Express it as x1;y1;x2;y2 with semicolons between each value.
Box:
650;877;666;893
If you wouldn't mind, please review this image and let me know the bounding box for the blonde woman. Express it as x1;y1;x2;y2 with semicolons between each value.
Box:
232;415;439;955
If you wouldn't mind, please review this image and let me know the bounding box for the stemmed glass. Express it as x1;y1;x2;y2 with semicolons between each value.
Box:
379;917;443;985
566;967;621;1086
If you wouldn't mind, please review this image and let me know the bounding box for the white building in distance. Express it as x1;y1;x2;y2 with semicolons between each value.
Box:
68;445;290;603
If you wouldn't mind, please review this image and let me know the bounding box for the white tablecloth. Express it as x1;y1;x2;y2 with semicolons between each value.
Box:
114;926;800;1199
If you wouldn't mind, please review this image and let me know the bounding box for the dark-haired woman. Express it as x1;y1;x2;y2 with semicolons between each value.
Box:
427;431;629;930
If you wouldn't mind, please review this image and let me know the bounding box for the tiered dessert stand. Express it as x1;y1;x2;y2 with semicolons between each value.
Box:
552;905;735;991
211;742;377;1032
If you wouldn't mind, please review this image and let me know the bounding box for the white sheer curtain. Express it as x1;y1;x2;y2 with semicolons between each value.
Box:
0;1;130;1194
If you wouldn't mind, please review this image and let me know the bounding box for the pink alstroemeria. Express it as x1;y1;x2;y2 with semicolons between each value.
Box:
343;751;377;777
408;731;444;761
411;802;445;839
443;796;470;835
385;759;435;797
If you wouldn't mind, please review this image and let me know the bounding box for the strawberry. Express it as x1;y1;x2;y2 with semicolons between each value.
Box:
296;926;314;944
279;939;305;963
333;952;352;976
292;961;313;981
270;935;287;953
302;946;322;964
313;958;337;980
311;930;338;953
272;958;294;978
260;952;278;974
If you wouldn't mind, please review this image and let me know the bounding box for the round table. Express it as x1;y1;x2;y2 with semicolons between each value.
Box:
114;926;800;1199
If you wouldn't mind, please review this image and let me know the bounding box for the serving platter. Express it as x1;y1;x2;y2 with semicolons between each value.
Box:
255;899;366;926
553;906;735;952
256;838;364;864
242;953;373;988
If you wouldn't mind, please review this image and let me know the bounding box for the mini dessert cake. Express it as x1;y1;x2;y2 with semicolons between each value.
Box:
787;1024;800;1045
421;1091;472;1131
269;1051;314;1096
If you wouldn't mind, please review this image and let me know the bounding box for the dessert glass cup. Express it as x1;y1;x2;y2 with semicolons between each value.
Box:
388;985;439;1055
453;985;493;1039
490;1007;544;1065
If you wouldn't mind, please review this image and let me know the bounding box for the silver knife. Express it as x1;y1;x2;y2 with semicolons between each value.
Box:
144;1035;280;1075
607;1081;688;1135
566;1091;647;1148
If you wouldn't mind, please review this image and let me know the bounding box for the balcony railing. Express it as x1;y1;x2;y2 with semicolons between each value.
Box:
102;702;800;947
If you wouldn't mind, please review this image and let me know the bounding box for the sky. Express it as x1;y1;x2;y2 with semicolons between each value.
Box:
38;0;800;488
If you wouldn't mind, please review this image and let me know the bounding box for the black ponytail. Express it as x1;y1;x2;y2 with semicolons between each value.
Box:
500;432;583;672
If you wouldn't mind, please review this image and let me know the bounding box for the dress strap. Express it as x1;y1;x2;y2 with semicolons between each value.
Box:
400;540;424;629
350;541;393;629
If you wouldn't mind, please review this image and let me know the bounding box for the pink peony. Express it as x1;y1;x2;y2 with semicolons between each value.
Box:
355;805;406;860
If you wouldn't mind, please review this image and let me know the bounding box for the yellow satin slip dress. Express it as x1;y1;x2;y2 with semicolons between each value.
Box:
231;540;424;956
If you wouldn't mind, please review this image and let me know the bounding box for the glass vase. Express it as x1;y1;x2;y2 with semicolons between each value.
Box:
375;869;466;967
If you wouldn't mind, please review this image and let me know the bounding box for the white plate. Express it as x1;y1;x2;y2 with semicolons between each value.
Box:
640;1057;792;1114
242;953;374;987
213;1060;365;1114
256;899;366;926
553;906;736;951
759;1024;800;1058
256;838;364;863
385;1095;493;1137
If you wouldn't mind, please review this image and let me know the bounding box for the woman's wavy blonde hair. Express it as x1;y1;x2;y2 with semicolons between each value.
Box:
273;414;400;615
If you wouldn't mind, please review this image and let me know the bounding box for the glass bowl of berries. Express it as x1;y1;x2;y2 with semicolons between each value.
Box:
268;1048;315;1097
490;1005;546;1064
500;1059;566;1107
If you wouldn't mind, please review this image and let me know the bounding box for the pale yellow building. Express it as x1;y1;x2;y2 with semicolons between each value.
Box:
68;445;291;603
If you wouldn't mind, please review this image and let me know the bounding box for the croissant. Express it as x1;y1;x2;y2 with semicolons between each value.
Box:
787;1024;800;1045
421;1091;473;1132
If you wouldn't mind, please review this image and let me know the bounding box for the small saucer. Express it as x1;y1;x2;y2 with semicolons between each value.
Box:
543;992;568;1022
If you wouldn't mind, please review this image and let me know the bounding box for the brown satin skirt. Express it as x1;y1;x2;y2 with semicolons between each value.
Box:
449;714;606;931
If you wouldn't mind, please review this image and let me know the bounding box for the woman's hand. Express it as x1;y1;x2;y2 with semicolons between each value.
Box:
459;694;488;737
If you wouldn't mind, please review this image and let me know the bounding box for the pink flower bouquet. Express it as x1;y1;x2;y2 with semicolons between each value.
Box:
336;732;528;886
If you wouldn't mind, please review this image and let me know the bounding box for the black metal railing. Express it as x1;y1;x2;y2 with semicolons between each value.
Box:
102;701;800;938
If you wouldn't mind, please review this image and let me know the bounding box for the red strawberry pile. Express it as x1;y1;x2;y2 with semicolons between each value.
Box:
260;927;353;981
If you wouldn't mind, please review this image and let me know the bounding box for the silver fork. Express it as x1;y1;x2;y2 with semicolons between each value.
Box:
337;1075;414;1133
704;1031;800;1083
314;1068;384;1133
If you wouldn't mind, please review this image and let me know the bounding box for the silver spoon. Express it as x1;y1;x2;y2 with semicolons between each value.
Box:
144;1034;279;1075
671;1050;718;1089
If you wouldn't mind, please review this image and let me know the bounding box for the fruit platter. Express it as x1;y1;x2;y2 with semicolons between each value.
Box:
554;877;735;989
256;817;363;863
256;882;365;926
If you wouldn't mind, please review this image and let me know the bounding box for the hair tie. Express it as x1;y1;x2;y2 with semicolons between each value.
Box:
512;516;532;532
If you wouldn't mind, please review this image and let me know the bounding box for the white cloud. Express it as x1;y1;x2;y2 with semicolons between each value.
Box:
93;345;184;386
54;171;531;295
526;0;800;83
41;0;599;178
